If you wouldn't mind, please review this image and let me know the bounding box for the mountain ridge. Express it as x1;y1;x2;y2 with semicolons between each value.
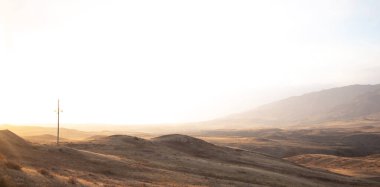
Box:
224;84;380;126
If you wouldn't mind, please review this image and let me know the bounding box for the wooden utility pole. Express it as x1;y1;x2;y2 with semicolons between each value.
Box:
56;99;62;145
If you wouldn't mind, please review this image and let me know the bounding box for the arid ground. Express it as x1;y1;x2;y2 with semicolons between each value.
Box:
0;128;379;187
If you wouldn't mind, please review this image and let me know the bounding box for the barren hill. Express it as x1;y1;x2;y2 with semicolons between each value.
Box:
0;130;32;158
0;130;30;147
66;133;379;186
152;134;219;157
224;84;380;126
0;130;378;186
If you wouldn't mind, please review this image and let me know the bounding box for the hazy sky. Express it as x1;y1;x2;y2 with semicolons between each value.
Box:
0;0;380;125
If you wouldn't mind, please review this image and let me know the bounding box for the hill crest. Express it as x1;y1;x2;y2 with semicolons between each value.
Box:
0;130;31;157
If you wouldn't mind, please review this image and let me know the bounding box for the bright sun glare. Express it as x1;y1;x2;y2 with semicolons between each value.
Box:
0;0;379;125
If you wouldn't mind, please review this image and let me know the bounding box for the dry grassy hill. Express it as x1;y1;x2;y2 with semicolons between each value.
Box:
66;133;379;186
0;129;377;186
199;122;380;158
287;154;380;181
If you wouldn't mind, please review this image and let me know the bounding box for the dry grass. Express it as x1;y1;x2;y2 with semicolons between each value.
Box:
0;129;378;187
287;154;380;178
68;176;78;185
197;123;380;158
38;169;53;178
5;161;22;170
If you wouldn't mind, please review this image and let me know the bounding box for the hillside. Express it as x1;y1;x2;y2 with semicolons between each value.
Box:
224;84;380;126
199;122;380;158
287;154;380;180
0;130;32;158
1;129;375;186
65;133;378;186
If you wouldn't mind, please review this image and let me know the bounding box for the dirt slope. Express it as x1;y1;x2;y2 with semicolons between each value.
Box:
0;130;32;158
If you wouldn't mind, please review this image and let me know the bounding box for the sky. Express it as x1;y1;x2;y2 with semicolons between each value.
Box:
0;0;380;125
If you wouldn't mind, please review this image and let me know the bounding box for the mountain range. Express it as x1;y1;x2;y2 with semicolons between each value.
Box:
220;84;380;127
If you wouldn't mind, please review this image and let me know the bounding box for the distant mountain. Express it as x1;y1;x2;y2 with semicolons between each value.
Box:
226;84;380;126
0;125;151;140
24;134;68;144
0;125;96;140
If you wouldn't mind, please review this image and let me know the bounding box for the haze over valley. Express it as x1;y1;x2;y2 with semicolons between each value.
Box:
1;0;380;186
1;85;380;186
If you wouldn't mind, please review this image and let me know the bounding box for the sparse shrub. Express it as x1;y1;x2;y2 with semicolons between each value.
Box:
5;161;21;170
68;176;78;185
39;169;53;178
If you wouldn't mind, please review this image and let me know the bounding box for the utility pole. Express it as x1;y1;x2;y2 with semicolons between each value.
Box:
56;99;63;145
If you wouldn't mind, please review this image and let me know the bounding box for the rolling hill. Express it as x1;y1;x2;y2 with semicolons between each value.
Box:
199;123;380;158
0;129;376;186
